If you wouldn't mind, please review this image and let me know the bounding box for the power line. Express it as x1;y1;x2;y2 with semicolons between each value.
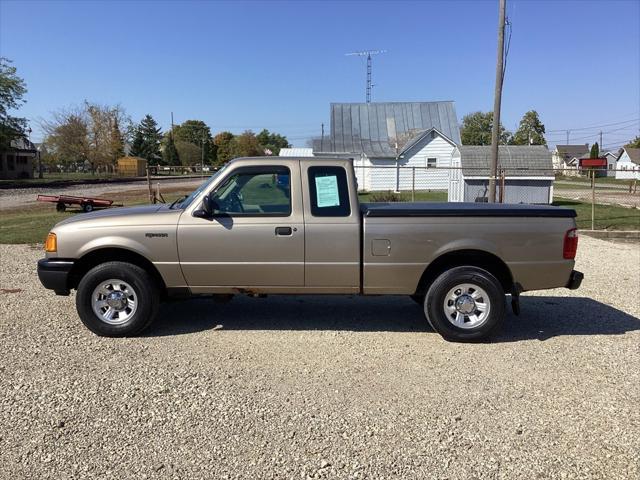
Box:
547;117;639;133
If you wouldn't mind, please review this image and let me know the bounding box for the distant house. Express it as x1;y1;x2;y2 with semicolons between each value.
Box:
449;145;554;204
615;147;640;180
0;137;37;180
279;147;313;157
551;144;590;175
603;151;619;177
313;102;461;191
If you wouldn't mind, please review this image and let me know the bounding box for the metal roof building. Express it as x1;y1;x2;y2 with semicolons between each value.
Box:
313;102;461;158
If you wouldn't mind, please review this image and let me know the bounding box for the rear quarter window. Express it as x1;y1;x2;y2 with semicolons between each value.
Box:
308;166;351;217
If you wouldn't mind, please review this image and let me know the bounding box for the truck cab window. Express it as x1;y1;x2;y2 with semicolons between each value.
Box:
308;166;350;217
210;167;291;215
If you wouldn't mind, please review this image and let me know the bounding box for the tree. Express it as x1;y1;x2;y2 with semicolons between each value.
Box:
460;111;511;145
130;114;163;164
162;130;180;165
173;120;215;164
214;131;236;165
41;102;129;172
509;110;546;145
0;57;28;151
41;108;90;169
175;140;202;165
590;142;600;158
624;136;640;149
111;116;125;161
256;129;290;155
234;130;262;157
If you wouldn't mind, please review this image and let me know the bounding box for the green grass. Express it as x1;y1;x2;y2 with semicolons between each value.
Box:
358;190;448;202
553;199;640;230
0;210;75;243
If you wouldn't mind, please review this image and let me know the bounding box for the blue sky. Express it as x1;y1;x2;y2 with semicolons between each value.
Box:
1;0;638;149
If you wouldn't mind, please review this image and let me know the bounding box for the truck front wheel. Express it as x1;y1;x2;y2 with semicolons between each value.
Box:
424;266;505;342
75;261;159;337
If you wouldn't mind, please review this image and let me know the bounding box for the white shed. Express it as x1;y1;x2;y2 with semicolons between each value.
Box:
615;147;640;180
449;145;555;204
279;147;313;157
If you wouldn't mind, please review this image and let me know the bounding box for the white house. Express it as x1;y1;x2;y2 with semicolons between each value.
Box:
449;145;555;204
312;102;461;192
602;151;619;177
615;147;640;180
551;144;589;176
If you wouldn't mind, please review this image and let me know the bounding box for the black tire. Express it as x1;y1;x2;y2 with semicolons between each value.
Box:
424;266;505;342
82;202;94;213
56;202;66;212
75;261;159;337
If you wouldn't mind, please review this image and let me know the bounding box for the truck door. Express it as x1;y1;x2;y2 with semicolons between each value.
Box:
301;162;360;292
177;161;304;291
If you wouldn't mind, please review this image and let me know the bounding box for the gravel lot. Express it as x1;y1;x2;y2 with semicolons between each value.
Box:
1;236;638;479
0;178;204;210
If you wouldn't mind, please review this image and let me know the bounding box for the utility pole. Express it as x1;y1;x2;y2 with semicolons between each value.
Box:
346;50;387;103
321;123;325;151
566;130;570;145
488;0;506;203
599;131;603;151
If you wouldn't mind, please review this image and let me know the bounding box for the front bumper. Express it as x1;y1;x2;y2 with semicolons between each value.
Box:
37;258;74;295
566;270;584;290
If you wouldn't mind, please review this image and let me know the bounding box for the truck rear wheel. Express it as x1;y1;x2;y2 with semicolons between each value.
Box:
75;261;159;337
424;266;505;342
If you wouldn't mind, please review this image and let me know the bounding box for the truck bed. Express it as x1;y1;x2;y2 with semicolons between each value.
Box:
361;202;576;218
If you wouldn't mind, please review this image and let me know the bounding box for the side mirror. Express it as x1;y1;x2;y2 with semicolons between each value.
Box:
194;194;214;218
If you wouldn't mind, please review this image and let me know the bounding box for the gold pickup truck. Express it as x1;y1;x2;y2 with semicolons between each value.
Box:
37;157;583;341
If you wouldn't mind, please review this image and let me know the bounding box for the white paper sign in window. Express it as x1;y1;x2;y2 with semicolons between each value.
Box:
315;175;340;207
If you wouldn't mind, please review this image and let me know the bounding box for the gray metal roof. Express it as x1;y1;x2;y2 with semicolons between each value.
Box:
313;102;461;157
458;145;554;177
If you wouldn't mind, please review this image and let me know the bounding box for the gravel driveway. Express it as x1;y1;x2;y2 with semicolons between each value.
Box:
1;237;638;479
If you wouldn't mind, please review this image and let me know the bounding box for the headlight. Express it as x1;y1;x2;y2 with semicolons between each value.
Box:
45;232;57;253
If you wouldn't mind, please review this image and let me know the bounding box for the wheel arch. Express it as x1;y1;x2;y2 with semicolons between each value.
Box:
68;248;167;296
415;249;513;296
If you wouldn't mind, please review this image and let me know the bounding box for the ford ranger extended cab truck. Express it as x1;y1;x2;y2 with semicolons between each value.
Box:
37;157;583;341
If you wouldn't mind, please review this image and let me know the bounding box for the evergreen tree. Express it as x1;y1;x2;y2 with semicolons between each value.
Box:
590;142;600;158
130;114;163;164
173;120;215;164
509;110;547;145
163;131;180;165
111;116;125;161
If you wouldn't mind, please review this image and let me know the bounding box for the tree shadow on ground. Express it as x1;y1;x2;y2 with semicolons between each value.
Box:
147;295;640;342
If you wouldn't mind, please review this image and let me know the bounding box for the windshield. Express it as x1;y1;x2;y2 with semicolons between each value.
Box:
173;165;228;210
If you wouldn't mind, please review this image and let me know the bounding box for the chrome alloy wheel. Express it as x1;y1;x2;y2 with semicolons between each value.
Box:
443;283;491;329
91;279;138;325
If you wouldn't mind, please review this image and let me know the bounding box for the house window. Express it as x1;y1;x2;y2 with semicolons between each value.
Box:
7;155;15;171
427;158;437;169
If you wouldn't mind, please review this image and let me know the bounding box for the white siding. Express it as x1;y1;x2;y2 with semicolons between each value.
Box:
615;151;640;180
399;134;454;191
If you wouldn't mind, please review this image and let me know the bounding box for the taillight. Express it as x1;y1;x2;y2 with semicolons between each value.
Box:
563;228;578;259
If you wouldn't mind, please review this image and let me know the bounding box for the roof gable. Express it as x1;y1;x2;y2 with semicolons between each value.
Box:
620;147;640;165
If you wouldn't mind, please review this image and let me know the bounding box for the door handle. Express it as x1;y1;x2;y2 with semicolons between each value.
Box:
275;226;293;236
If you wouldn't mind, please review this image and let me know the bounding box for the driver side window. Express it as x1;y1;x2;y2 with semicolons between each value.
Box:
210;167;291;216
